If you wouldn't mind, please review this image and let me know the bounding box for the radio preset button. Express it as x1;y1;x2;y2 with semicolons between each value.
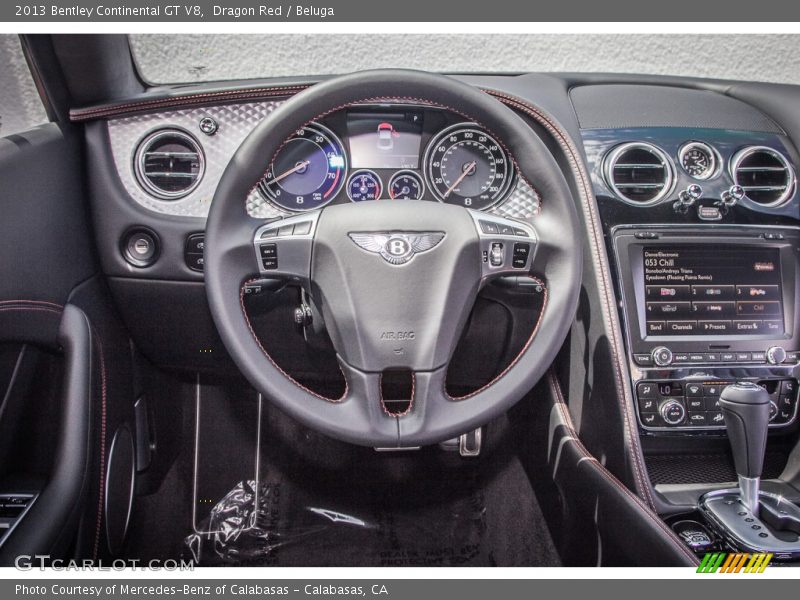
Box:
699;320;733;334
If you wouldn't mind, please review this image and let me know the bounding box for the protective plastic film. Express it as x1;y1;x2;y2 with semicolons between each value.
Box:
184;477;489;566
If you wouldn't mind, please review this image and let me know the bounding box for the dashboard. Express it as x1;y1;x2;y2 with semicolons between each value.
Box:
107;102;538;221
88;74;800;438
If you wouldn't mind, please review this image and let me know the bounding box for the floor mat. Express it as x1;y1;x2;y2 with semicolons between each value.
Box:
125;380;561;567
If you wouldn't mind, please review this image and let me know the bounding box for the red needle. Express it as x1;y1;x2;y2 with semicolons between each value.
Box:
443;161;476;199
271;160;310;184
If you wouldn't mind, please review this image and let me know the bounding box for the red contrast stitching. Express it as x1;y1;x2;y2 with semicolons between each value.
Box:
547;372;699;566
486;89;656;509
0;300;107;559
379;371;416;418
69;85;312;121
447;276;547;402
91;330;107;561
239;279;347;403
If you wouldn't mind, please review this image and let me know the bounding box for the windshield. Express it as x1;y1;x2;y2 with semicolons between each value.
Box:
131;34;800;85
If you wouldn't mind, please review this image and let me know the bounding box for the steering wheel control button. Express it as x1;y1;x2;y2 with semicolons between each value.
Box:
122;229;159;268
513;228;529;237
260;228;278;238
512;243;530;268
479;220;498;234
293;221;312;236
278;224;294;237
652;346;673;367
489;242;504;267
259;244;278;270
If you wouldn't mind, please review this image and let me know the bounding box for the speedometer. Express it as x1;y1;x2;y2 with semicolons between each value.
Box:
259;123;346;211
424;123;514;210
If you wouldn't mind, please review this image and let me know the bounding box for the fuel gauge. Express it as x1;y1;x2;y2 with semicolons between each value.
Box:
389;171;425;200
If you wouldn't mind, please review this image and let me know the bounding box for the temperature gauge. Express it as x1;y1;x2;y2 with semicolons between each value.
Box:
389;171;424;200
347;170;382;202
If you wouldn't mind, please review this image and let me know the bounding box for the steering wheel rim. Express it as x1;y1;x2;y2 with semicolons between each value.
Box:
205;69;582;447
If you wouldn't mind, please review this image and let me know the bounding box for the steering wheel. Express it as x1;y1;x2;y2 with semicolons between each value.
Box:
205;70;582;448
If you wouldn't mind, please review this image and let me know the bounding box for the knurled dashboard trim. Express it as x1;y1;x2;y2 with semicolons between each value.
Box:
107;100;540;220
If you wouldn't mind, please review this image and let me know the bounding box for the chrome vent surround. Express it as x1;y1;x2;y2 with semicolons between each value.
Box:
730;146;795;207
134;129;205;200
603;142;674;205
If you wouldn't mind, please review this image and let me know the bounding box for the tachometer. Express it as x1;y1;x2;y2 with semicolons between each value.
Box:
424;123;514;210
259;123;346;211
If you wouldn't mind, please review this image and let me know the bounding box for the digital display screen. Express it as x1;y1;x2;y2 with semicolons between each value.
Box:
347;111;423;169
642;245;784;336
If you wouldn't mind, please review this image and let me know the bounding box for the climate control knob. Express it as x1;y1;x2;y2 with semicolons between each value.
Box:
652;346;674;367
766;346;787;365
660;400;686;426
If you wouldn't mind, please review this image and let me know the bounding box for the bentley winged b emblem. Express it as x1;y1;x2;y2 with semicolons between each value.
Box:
348;231;446;265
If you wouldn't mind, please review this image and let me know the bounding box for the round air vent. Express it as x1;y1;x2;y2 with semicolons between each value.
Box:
134;129;205;200
603;142;674;205
730;146;795;207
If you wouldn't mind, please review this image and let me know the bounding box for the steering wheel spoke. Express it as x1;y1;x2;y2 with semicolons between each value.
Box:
252;210;321;283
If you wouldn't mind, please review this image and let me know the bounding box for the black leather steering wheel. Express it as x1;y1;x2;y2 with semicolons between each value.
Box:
205;69;582;447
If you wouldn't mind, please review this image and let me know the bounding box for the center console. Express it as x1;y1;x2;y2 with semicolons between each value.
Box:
612;226;800;433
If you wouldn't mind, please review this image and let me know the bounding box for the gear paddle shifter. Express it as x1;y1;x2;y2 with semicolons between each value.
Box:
719;381;770;516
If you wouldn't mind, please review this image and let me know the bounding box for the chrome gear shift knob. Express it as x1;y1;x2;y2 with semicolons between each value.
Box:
719;382;770;516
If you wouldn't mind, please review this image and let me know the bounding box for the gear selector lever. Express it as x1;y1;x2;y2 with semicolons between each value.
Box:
700;382;800;558
719;382;770;516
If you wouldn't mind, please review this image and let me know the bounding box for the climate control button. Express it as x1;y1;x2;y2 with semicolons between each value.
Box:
660;400;686;425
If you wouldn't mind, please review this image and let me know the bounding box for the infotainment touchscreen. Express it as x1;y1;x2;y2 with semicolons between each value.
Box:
642;245;784;336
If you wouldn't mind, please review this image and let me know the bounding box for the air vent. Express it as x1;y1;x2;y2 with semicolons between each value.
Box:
604;142;674;205
135;129;204;200
731;146;795;207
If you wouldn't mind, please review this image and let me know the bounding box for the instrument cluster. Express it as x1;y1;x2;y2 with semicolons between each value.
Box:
258;105;517;213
